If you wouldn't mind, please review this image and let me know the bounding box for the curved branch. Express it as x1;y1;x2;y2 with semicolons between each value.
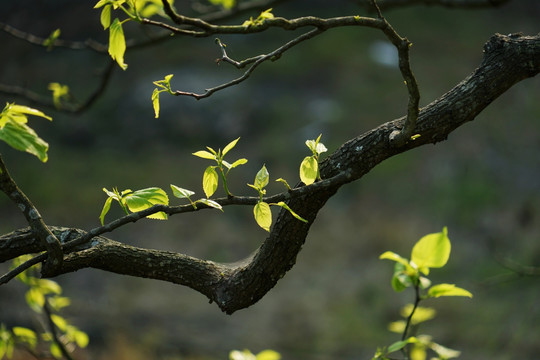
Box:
1;33;538;314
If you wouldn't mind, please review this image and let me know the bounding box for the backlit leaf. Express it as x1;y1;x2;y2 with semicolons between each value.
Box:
202;166;219;198
299;155;317;185
275;201;307;223
108;18;127;70
99;196;113;225
411;227;450;274
196;198;223;211
223;137;240;156
0;121;49;162
152;88;160;118
427;283;473;298
124;187;169;220
193;150;216;160
100;5;112;29
254;164;269;189
254;201;272;232
170;184;195;199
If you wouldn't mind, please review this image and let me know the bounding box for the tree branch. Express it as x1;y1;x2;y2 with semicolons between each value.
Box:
1;33;538;314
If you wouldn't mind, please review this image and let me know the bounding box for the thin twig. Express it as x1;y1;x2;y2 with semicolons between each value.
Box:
43;301;75;360
174;28;325;99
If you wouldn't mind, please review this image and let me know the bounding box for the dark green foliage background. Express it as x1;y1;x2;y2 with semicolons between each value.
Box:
0;1;539;359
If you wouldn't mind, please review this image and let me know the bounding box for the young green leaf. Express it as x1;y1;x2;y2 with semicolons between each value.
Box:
300;155;318;185
228;158;248;169
379;251;411;268
387;337;418;353
193;150;216;160
151;88;160;118
275;178;291;190
254;164;269;190
400;304;436;325
0;121;50;162
124;187;169;220
12;327;37;348
275;201;308;223
222;137;240;156
100;5;112;29
411;227;451;275
170;184;195;199
427;283;473;298
99;196;113;225
256;349;281;360
202;166;219;198
108;18;128;70
195;198;223;211
48;83;70;109
43;28;61;50
429;342;461;359
254;201;272;232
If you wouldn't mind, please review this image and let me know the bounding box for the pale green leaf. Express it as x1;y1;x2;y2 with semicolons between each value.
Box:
256;349;281;360
379;251;410;268
254;201;272;232
73;330;90;348
202;166;219;198
100;5;112;29
48;83;70;109
229;158;248;169
47;296;71;311
400;304;436;325
254;164;269;189
151;88;160;118
124;187;169;220
276;201;308;223
427;283;473;298
275;178;291;190
50;342;62;359
388;320;406;334
230;349;256;360
195;198;223;211
43;28;61;50
94;0;111;8
0;120;49;162
12;327;37;348
208;0;236;9
26;288;45;311
170;184;195;199
411;227;451;273
51;314;68;331
430;342;461;359
99;196;113;225
388;337;418;353
6;104;52;121
222;137;240;156
299;155;318;185
36;279;62;295
108;18;128;70
193;150;216;160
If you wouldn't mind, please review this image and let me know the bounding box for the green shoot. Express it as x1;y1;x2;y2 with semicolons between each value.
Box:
192;137;248;197
300;134;327;185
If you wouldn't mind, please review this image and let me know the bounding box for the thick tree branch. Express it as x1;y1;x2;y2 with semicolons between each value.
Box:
1;33;538;314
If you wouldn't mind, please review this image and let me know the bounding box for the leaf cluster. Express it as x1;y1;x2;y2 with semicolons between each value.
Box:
300;134;327;185
0;103;52;162
0;256;89;359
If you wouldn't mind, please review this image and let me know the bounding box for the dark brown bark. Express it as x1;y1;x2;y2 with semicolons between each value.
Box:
1;33;539;314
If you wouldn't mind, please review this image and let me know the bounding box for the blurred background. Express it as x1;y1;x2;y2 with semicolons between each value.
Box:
1;0;539;359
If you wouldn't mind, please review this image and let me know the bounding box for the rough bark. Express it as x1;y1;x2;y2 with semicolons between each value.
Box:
1;33;539;314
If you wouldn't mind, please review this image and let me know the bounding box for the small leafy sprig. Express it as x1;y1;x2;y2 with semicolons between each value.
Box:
300;134;327;185
242;8;274;28
151;74;174;118
94;0;171;70
0;256;89;359
99;187;169;225
248;165;307;232
374;227;472;360
192;137;248;198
